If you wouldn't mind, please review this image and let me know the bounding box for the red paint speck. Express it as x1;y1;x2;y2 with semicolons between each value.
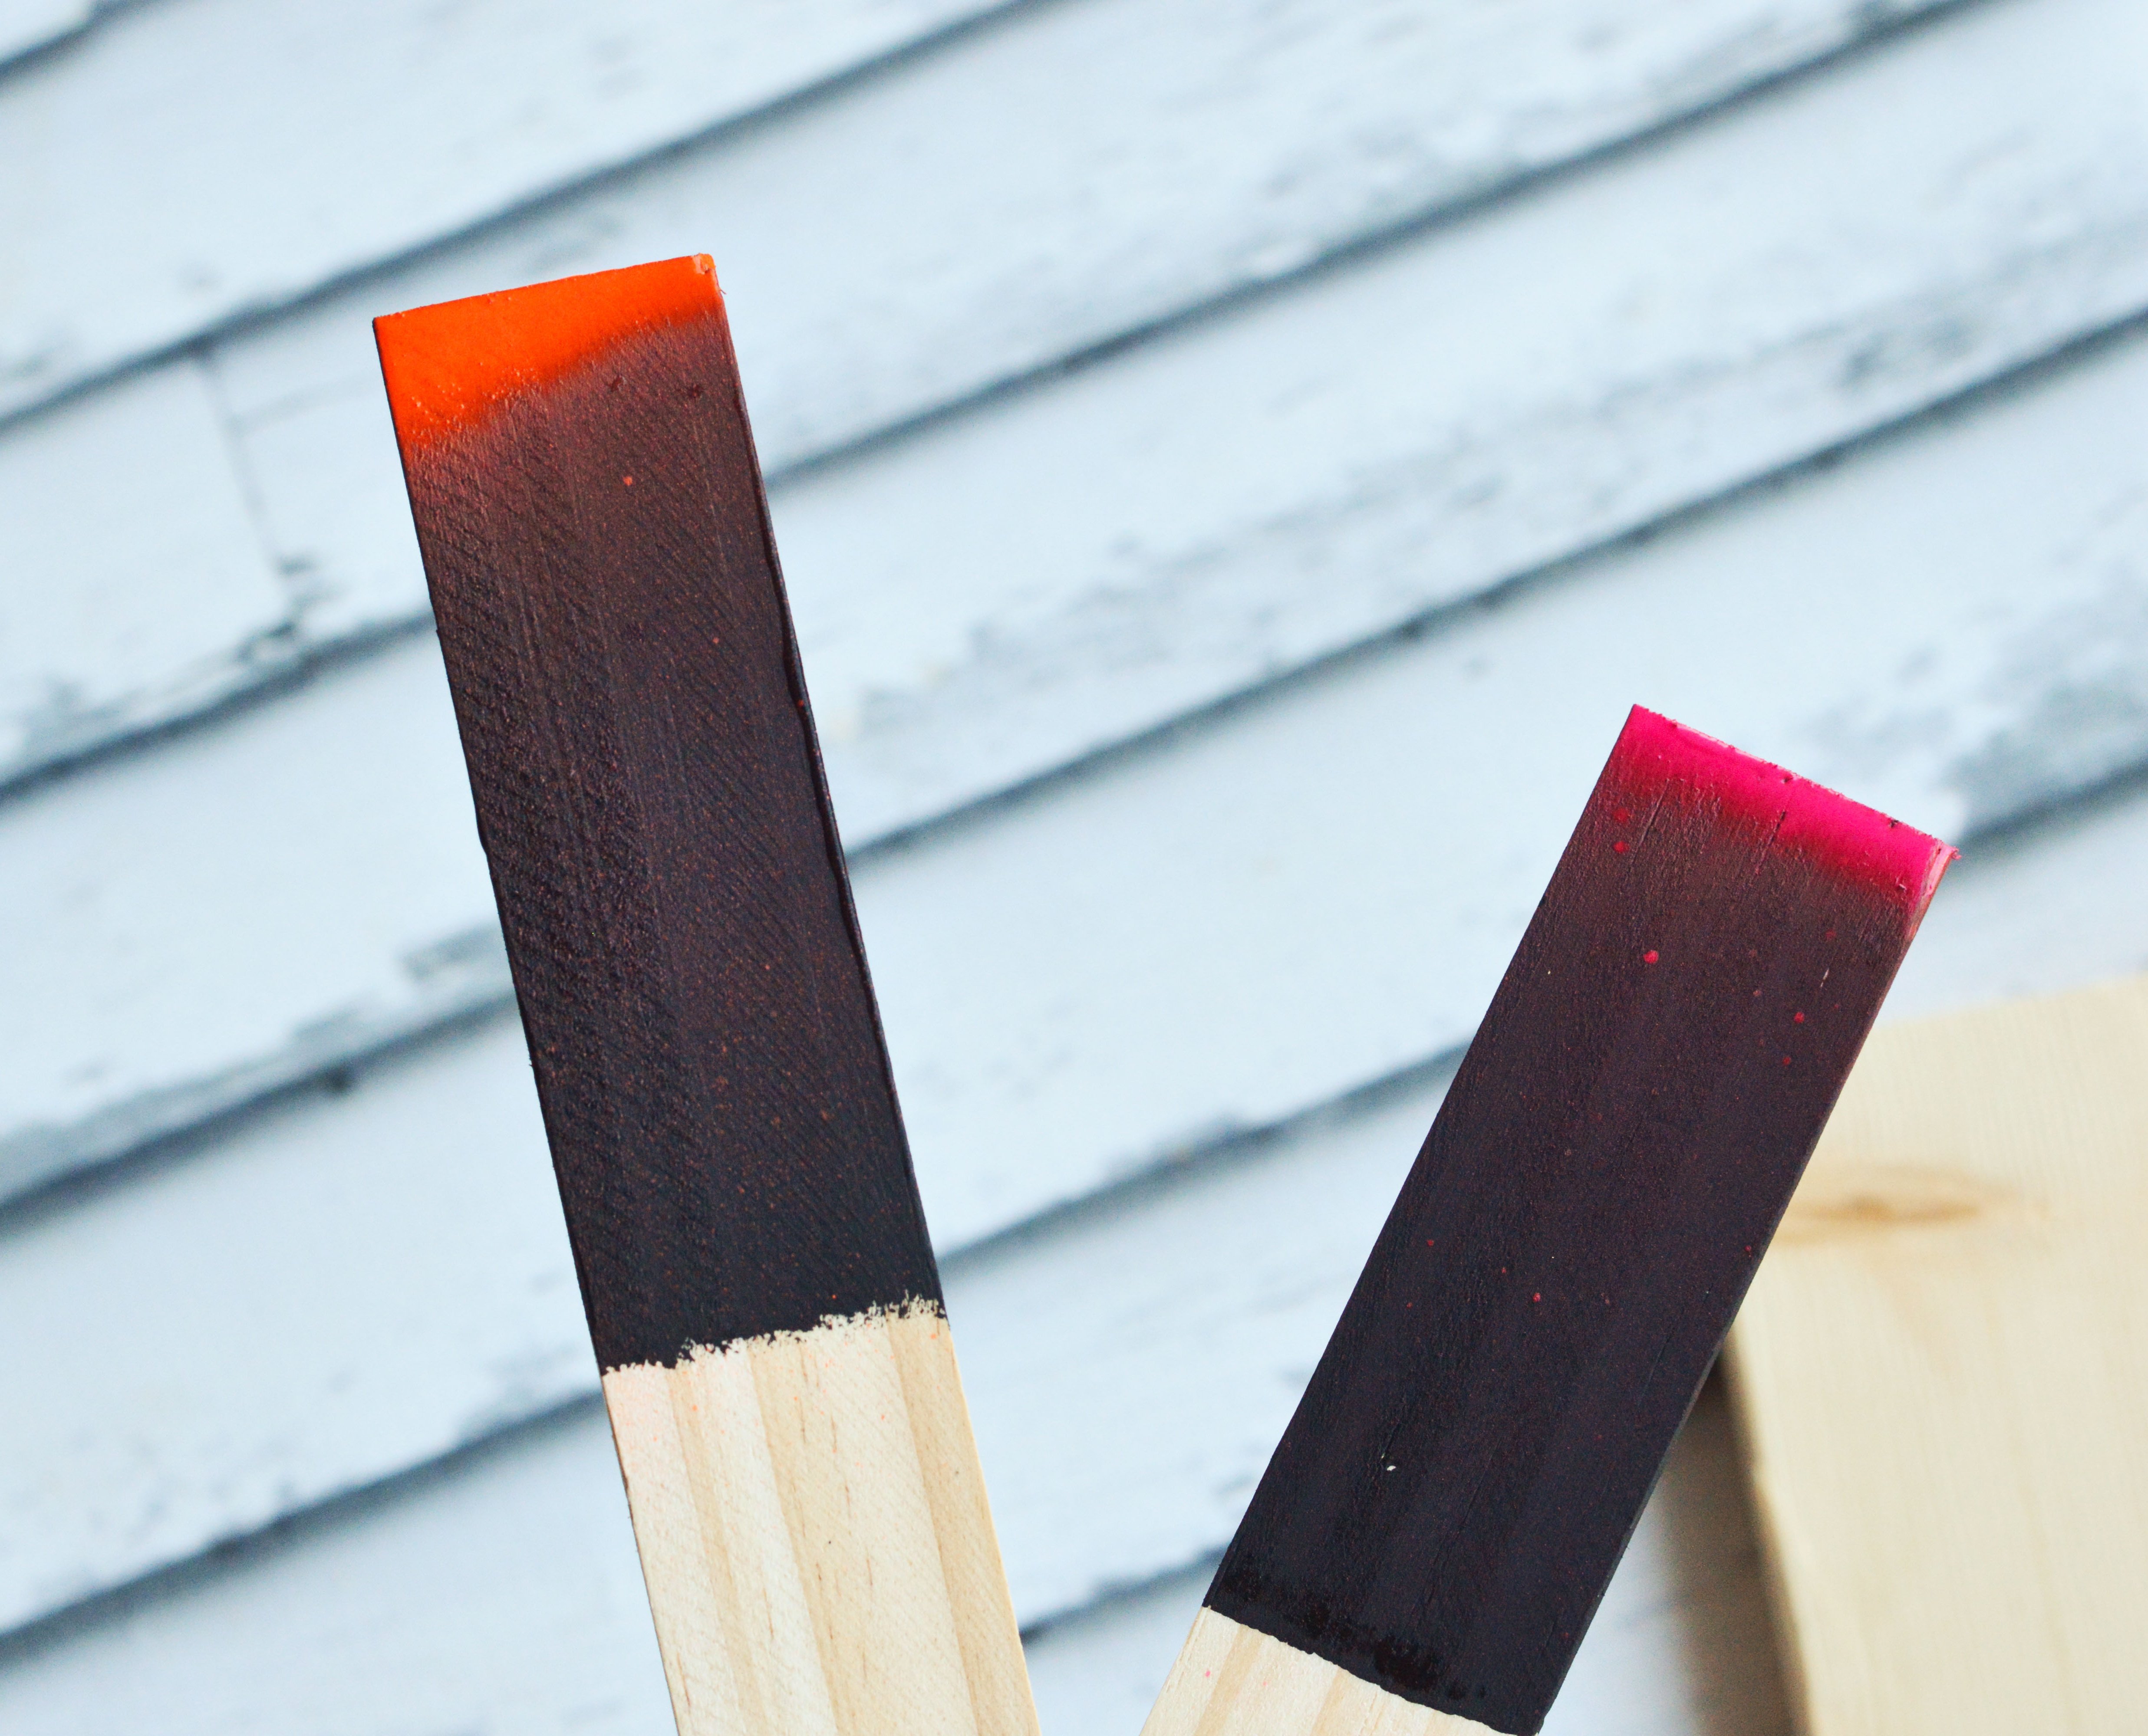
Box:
1614;840;1628;853
1643;950;1659;964
623;474;635;486
1782;1056;1792;1066
1532;1292;1542;1303
1794;1011;1805;1023
1613;808;1631;823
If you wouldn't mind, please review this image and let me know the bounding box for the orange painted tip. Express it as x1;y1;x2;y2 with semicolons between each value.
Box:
374;254;720;451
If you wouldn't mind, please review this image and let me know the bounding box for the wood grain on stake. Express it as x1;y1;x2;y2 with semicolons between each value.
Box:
1730;973;2148;1733
1145;708;1954;1736
374;256;1036;1736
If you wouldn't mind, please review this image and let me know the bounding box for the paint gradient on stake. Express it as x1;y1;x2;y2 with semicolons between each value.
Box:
1143;706;1954;1736
376;257;1038;1736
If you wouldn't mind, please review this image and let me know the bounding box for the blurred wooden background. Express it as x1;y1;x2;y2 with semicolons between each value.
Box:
3;0;2146;1729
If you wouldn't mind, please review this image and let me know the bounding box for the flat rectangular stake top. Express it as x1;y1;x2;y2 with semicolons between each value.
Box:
1163;706;1952;1736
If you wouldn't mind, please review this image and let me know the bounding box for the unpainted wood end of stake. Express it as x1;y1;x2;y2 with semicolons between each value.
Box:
605;1301;1031;1736
1144;1611;1495;1736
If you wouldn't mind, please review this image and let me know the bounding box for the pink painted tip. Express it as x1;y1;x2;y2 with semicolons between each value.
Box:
1608;707;1956;921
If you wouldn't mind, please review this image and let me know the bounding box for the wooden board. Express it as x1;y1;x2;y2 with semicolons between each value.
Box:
1727;973;2148;1733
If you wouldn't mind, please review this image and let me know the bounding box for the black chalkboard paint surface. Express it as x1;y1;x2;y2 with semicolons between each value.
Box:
1142;705;1953;1736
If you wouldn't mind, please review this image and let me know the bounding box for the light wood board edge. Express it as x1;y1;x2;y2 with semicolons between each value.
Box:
1723;972;2148;1734
1141;1608;1499;1736
601;1299;1039;1736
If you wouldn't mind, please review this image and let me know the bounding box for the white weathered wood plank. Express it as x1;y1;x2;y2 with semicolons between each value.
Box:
7;288;2148;1226
0;996;1434;1634
0;1016;579;1628
0;0;92;68
239;0;2148;845
962;1070;1443;1620
772;0;2148;842
10;388;2148;1634
837;342;2148;1254
8;0;2139;1194
0;0;1013;418
4;0;1976;792
4;0;1964;427
0;1407;675;1736
0;359;287;780
0;637;504;1205
1026;1564;1218;1736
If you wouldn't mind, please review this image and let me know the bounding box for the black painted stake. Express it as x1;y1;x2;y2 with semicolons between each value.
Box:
1143;706;1953;1736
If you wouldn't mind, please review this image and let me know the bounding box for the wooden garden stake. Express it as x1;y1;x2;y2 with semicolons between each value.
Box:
1141;707;1954;1736
376;256;1038;1736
